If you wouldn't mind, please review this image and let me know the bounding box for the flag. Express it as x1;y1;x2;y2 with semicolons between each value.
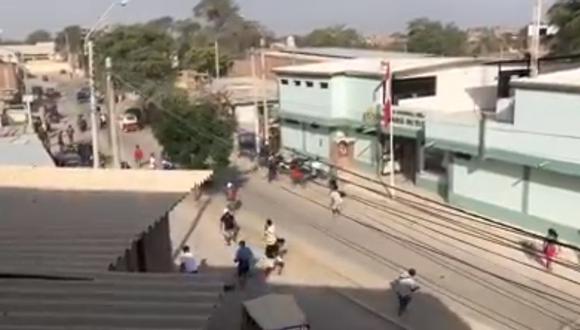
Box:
382;62;392;127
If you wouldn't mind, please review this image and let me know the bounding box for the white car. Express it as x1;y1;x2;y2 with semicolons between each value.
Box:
3;105;28;124
119;113;140;132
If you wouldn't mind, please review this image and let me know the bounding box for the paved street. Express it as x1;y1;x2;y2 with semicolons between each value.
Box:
53;77;580;330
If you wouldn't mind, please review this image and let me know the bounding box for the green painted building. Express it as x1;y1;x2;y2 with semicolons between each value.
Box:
426;68;580;245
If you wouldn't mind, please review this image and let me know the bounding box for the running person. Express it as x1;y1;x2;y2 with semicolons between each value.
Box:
220;209;239;246
330;188;343;216
234;240;253;289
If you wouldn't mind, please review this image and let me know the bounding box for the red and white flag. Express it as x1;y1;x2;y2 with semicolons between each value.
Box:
382;62;393;127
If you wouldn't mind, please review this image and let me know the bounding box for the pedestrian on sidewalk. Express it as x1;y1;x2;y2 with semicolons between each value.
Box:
133;145;144;168
542;228;560;271
234;240;254;289
393;268;420;316
57;130;65;151
66;124;75;145
330;188;344;216
148;152;157;169
220;208;239;246
179;245;199;274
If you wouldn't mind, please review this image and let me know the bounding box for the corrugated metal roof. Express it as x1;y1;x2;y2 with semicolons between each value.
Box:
0;134;55;167
0;188;223;329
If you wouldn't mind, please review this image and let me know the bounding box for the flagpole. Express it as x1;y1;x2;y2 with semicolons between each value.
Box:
387;64;395;198
380;61;396;198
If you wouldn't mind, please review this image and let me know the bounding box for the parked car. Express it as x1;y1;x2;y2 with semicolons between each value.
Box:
31;86;43;98
119;112;140;132
76;87;91;103
45;87;61;99
3;104;28;124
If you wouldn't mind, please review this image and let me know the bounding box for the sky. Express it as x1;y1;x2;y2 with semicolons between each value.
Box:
0;0;556;40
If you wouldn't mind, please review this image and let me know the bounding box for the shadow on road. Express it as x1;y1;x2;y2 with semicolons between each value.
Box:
201;264;472;330
519;240;545;267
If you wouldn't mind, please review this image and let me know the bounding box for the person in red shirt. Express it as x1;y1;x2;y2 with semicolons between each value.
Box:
543;228;560;271
133;145;144;168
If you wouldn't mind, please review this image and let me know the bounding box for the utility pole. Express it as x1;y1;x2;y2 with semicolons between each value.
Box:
260;38;269;146
530;0;543;77
87;40;100;168
106;57;120;168
214;40;220;79
250;48;261;156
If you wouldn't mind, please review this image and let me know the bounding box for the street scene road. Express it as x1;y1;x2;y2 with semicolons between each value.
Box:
46;75;580;330
3;1;580;329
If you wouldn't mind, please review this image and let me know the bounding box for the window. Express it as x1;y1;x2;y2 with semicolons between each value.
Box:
393;76;436;101
294;80;302;86
281;79;289;85
320;82;329;89
306;81;314;88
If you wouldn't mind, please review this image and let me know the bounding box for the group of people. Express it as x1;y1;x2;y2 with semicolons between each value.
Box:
132;145;174;170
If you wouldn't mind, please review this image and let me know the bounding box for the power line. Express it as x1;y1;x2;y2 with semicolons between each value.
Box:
286;147;580;253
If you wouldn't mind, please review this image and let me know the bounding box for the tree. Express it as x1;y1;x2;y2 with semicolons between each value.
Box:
299;25;367;48
548;0;580;53
193;0;268;55
406;18;467;56
182;46;232;77
469;28;503;56
55;25;83;55
95;25;177;95
26;29;52;44
146;16;175;32
152;92;235;169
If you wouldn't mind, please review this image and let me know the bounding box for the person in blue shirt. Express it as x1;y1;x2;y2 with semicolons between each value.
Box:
234;240;254;289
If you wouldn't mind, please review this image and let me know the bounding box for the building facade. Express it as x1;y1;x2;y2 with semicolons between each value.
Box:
426;68;580;244
275;57;499;177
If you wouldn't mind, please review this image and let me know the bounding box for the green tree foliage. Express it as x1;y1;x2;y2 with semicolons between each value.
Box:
152;92;235;169
55;25;83;55
548;0;580;53
182;46;232;77
193;0;268;55
406;18;467;55
299;25;367;48
26;29;52;44
95;25;177;95
146;16;175;32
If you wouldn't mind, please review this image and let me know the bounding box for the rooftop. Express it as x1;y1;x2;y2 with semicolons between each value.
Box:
0;134;54;167
273;56;487;78
211;77;278;105
0;167;220;329
512;68;580;92
278;46;430;60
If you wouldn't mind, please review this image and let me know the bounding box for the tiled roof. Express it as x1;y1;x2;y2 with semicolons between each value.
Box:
0;184;222;329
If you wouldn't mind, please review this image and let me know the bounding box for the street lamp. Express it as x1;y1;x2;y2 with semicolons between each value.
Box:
84;0;130;168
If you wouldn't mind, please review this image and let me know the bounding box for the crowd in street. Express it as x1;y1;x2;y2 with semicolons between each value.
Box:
132;144;174;170
175;156;565;319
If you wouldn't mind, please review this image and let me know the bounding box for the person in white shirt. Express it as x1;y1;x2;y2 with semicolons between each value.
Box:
263;219;277;246
149;153;157;169
329;189;343;216
394;268;420;316
179;246;199;274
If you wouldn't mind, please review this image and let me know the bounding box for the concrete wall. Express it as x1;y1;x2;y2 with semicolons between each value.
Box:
451;158;525;212
399;66;498;113
450;157;580;243
235;104;257;132
278;76;331;118
281;122;305;151
353;134;376;165
514;89;580;137
332;76;378;120
528;168;580;228
304;126;330;158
